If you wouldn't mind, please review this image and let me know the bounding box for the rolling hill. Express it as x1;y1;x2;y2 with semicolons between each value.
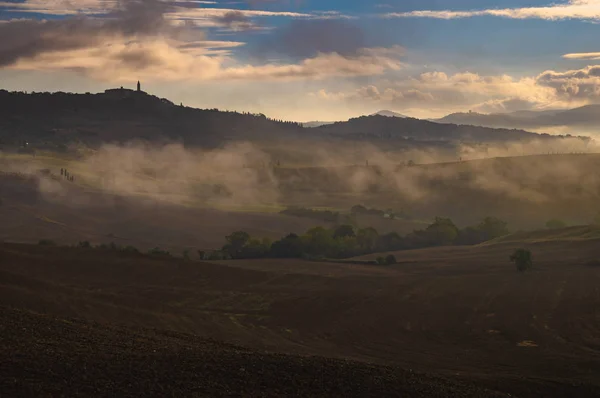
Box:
313;114;586;143
0;89;589;151
3;306;503;398
3;235;600;397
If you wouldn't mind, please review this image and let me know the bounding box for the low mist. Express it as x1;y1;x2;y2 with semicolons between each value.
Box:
2;135;599;228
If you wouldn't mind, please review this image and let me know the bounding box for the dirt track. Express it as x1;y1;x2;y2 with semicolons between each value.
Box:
2;240;600;396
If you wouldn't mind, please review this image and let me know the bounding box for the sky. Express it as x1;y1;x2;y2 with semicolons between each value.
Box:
1;0;600;121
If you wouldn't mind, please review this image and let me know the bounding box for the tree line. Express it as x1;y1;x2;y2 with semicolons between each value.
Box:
201;216;510;261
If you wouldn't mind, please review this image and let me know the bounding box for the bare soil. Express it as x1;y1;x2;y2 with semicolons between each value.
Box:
0;306;508;397
2;240;600;396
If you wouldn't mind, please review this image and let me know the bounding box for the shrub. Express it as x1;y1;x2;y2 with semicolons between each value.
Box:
375;254;397;265
38;239;56;246
422;217;459;246
148;247;171;257
510;248;533;272
77;241;91;248
478;217;509;240
333;224;355;239
270;233;305;258
206;250;230;261
121;245;139;254
222;231;251;258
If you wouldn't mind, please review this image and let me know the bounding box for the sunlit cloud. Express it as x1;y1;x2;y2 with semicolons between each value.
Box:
311;63;600;118
9;39;404;82
382;0;600;22
563;52;600;60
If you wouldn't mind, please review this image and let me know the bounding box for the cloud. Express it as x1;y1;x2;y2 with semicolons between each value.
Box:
536;65;600;101
472;98;542;114
0;0;191;68
313;84;433;106
8;39;404;82
258;19;366;59
311;65;600;117
0;1;316;20
563;52;600;60
0;0;402;83
382;0;600;22
211;10;262;31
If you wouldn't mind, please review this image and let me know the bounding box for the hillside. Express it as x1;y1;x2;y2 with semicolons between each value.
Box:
482;225;600;245
0;89;303;148
314;114;584;143
0;89;588;151
2;307;504;398
3;241;600;397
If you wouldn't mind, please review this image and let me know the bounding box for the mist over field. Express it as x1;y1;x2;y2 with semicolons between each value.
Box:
2;134;599;231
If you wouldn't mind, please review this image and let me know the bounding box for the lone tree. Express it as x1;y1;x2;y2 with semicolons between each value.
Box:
510;248;533;272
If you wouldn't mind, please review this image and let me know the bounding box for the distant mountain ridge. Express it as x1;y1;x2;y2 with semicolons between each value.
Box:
436;105;600;133
371;110;408;118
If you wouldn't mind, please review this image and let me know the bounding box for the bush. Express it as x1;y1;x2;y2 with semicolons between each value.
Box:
270;233;305;258
421;217;459;246
148;247;171;257
206;250;230;261
375;254;397;265
222;231;251;258
510;248;533;272
121;245;139;254
38;239;56;246
77;241;91;248
478;217;510;240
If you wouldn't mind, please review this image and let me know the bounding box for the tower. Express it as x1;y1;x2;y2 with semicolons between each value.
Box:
137;80;141;92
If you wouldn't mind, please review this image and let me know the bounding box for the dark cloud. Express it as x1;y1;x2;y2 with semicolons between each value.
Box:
0;0;199;67
243;0;306;7
258;19;365;60
212;10;260;31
